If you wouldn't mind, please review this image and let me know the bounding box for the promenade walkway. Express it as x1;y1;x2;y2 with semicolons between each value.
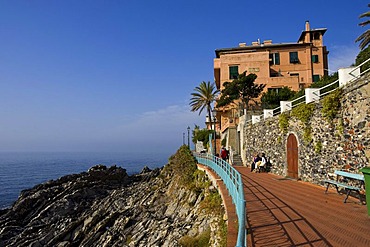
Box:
234;166;370;247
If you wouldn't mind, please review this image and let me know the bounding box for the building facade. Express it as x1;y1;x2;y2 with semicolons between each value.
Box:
213;21;329;155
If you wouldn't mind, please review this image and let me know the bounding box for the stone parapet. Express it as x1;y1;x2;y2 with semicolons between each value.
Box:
242;74;370;186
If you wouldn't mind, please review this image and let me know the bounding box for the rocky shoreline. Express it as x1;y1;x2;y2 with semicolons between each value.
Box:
0;147;225;247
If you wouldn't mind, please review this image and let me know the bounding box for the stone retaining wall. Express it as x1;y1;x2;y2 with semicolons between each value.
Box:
242;74;370;186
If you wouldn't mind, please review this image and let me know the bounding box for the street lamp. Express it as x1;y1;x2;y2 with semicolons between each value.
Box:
183;132;185;145
187;126;190;148
212;109;217;156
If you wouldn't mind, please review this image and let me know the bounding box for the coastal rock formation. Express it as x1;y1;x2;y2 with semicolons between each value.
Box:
0;148;225;246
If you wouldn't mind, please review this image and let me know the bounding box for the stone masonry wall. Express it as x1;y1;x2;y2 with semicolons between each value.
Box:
242;74;370;186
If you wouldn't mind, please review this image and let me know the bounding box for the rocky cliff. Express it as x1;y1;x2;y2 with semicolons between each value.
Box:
0;146;226;247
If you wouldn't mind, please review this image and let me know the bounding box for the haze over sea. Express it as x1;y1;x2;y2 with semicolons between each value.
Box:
0;151;170;209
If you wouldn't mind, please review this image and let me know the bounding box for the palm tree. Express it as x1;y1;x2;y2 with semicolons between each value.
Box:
190;81;219;125
356;4;370;50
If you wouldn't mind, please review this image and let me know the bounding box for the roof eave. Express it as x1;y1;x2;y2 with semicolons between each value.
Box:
298;28;327;42
215;43;310;58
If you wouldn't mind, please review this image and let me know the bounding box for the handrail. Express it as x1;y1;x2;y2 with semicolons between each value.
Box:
349;57;370;78
290;94;306;107
193;152;246;247
243;57;370;125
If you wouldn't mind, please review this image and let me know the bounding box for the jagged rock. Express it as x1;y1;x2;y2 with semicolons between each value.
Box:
0;164;223;247
140;166;151;174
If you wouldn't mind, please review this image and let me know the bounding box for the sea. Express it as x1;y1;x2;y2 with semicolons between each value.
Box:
0;151;171;209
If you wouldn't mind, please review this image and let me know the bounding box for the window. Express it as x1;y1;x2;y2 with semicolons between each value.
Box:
289;52;299;63
268;87;282;94
229;66;239;79
310;33;321;40
290;73;299;77
269;53;280;65
312;55;319;63
313;75;320;82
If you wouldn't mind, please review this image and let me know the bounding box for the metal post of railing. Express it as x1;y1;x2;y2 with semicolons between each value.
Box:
236;198;246;247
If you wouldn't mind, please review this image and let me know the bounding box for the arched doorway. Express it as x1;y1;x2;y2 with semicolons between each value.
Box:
287;133;298;179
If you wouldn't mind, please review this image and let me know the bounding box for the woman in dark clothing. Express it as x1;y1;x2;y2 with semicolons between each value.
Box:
251;154;261;172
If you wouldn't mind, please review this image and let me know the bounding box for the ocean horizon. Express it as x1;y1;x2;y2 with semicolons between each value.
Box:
0;151;171;209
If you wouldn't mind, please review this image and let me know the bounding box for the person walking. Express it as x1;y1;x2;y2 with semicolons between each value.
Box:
221;147;228;161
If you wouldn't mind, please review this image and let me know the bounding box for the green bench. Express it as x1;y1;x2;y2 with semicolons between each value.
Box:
323;170;365;203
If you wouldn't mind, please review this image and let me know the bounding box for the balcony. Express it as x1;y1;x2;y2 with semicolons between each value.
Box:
220;117;238;133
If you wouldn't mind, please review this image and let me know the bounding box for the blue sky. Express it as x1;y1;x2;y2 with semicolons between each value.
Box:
0;1;367;154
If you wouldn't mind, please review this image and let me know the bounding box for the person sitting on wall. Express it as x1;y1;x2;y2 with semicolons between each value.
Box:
251;154;261;172
257;153;267;172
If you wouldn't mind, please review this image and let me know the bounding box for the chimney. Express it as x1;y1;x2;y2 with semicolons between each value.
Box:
239;42;247;47
263;40;272;45
305;20;310;31
252;41;259;46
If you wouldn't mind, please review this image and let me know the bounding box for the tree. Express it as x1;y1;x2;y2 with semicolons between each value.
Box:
356;4;370;50
216;71;265;113
190;81;219;122
355;45;370;72
192;125;213;148
261;87;296;109
309;72;339;94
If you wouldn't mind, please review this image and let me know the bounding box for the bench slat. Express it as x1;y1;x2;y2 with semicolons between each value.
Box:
334;170;364;181
324;180;361;191
324;170;364;203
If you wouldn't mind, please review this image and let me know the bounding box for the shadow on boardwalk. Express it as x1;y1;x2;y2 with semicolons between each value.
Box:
235;167;370;247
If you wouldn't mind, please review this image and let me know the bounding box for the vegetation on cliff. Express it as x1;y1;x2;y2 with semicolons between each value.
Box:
0;146;226;247
163;145;227;246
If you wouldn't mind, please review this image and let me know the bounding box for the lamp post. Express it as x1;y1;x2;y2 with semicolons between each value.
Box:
212;109;217;156
187;126;190;148
183;132;185;145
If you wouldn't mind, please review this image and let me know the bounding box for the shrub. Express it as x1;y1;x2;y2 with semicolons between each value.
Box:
179;228;211;247
164;145;197;188
321;89;341;122
315;140;323;154
278;113;290;134
291;103;315;125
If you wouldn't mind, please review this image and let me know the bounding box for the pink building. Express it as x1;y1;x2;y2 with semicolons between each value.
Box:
213;21;329;154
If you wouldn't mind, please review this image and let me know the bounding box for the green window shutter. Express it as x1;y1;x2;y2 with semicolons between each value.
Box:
290;52;299;63
313;74;320;82
312;55;319;63
269;53;280;65
229;66;239;79
275;53;280;65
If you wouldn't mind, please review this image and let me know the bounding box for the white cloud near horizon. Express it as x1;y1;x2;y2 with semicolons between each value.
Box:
105;104;206;153
0;103;206;153
329;44;360;72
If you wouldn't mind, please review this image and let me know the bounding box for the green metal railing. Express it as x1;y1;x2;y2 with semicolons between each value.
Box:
193;152;246;247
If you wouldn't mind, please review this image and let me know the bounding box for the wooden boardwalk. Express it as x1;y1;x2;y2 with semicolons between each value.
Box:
200;164;370;247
